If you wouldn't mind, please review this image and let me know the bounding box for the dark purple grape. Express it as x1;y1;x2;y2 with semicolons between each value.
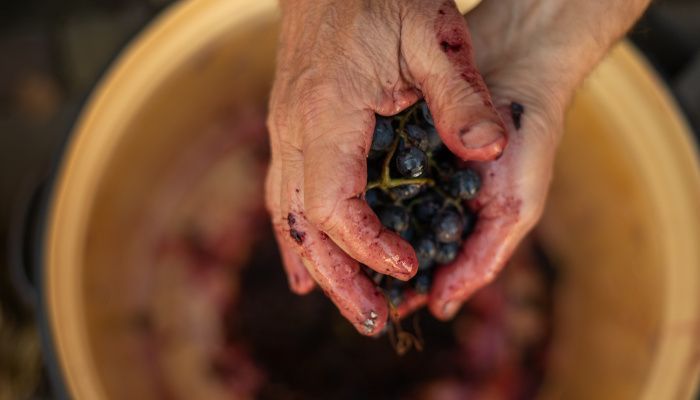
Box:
400;224;415;242
449;169;481;200
367;158;383;180
387;287;403;306
395;146;427;178
420;101;434;126
462;209;477;239
406;124;429;151
378;205;410;233
414;192;443;224
425;125;443;152
414;236;437;270
431;147;456;180
371;271;385;285
386;278;406;306
435;242;460;264
365;188;387;209
432;207;464;243
362;265;384;285
413;271;432;294
389;184;422;201
371;117;395;153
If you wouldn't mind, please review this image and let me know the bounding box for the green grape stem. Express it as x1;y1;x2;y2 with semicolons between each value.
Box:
366;106;437;192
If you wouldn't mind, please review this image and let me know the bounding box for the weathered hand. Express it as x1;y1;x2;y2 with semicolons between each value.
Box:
426;0;651;319
266;0;507;334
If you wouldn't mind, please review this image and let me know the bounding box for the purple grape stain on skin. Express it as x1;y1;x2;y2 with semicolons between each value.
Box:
287;213;305;244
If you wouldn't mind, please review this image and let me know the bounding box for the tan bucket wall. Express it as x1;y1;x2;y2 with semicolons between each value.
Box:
45;0;700;399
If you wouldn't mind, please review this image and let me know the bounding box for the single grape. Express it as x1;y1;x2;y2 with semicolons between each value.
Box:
378;205;410;233
365;188;387;209
425;125;443;152
462;209;477;239
386;278;406;306
432;207;464;243
371;116;395;153
414;271;432;294
449;169;481;200
395;146;427;178
367;158;383;180
400;224;415;242
420;101;434;126
414;192;443;224
414;236;437;270
435;242;460;264
387;287;403;307
431;147;456;180
406;124;429;151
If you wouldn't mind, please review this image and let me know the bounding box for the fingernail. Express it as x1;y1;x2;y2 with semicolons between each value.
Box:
442;300;461;319
384;253;413;278
393;258;418;281
460;121;504;151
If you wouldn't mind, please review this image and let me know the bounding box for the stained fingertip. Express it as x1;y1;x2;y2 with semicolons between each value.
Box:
442;300;461;320
284;252;315;295
375;229;419;280
355;304;388;336
286;213;390;336
273;227;315;295
329;276;388;336
427;295;458;321
313;198;419;281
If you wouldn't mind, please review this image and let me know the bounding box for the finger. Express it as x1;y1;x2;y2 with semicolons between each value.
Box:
428;210;524;320
428;105;548;320
302;107;418;280
279;148;389;335
394;290;428;320
402;0;506;161
272;226;315;295
265;137;315;294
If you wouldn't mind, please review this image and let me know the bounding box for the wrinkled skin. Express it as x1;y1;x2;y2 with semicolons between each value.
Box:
266;0;650;334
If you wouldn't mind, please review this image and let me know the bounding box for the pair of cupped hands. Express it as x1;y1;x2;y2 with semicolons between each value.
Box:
265;0;649;334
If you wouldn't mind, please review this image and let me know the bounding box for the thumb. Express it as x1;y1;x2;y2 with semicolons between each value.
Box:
402;0;506;161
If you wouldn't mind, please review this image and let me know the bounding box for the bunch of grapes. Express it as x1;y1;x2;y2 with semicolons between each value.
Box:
365;100;481;308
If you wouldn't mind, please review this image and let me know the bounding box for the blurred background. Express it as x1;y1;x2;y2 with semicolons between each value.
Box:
1;0;700;398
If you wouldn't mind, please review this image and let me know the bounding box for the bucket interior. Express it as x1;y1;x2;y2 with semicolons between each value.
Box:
48;4;700;399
